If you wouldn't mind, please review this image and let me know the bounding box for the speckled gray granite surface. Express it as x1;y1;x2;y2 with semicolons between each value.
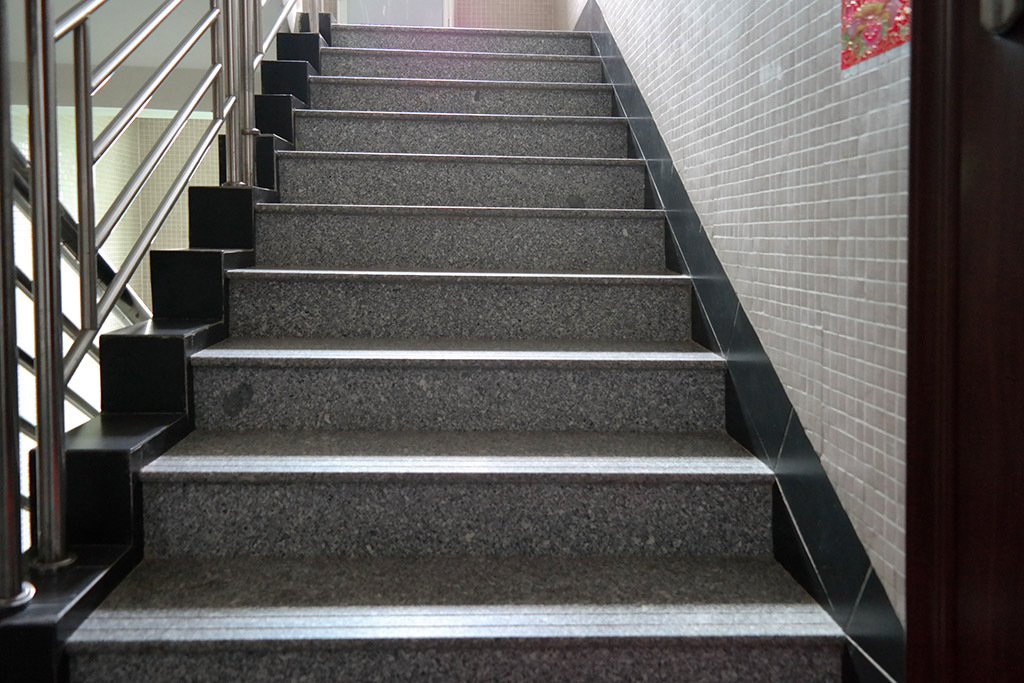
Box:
143;476;769;558
159;429;754;460
277;152;648;208
67;556;821;608
70;641;841;683
254;204;666;272
190;343;725;432
68;558;841;682
332;25;594;56
226;270;690;341
321;47;604;83
309;76;615;116
294;110;629;157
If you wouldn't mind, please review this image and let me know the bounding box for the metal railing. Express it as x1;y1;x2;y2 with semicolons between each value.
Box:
1;0;311;608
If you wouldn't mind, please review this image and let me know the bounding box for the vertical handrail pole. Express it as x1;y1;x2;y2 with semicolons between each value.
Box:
26;0;73;570
238;0;257;185
222;0;245;185
1;0;36;610
74;22;97;333
210;0;226;123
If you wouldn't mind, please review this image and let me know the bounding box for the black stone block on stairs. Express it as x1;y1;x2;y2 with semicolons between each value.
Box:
261;60;317;107
276;31;326;72
100;320;226;415
66;414;191;547
218;133;292;190
298;12;332;45
255;93;303;143
150;248;254;322
187;185;278;250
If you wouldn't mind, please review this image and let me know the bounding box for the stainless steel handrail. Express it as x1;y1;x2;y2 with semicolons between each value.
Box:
94;64;222;249
91;0;185;95
9;148;153;329
54;0;109;40
5;0;307;587
257;0;301;69
1;0;36;610
28;0;73;572
93;9;220;161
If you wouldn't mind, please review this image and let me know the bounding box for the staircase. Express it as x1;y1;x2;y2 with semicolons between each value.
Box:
67;24;843;682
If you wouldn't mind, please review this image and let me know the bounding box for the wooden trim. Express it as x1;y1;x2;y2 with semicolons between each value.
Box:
906;0;960;680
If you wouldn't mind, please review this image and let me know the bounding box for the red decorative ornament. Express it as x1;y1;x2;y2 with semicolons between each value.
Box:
841;0;911;69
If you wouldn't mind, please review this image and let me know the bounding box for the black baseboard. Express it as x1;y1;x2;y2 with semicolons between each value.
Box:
573;2;905;681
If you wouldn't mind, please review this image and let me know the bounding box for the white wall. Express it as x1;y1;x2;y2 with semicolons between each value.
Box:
563;0;909;622
345;0;445;26
454;0;558;30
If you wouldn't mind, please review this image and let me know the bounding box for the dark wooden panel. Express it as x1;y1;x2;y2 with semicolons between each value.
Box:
907;1;1024;680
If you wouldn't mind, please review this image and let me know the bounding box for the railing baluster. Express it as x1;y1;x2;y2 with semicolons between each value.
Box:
27;0;74;571
74;22;97;333
5;0;308;591
0;0;35;610
223;0;245;185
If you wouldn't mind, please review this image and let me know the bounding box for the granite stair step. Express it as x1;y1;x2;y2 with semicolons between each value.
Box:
294;110;630;158
227;270;690;341
332;24;594;56
189;338;726;432
68;556;843;682
309;76;615;116
320;47;604;83
139;435;773;558
149;429;760;460
253;205;667;273
276;151;648;208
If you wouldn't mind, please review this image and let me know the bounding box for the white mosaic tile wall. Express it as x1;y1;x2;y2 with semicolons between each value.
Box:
562;0;909;622
121;116;220;306
455;0;557;29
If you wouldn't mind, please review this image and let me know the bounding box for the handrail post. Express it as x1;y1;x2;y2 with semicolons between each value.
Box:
238;0;258;185
222;0;245;185
74;22;97;333
26;0;74;571
1;0;36;610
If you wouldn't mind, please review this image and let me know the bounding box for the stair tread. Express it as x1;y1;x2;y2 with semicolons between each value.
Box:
333;23;592;39
145;430;768;480
309;74;613;90
295;109;626;125
256;203;663;219
277;149;644;166
227;268;686;283
68;556;841;646
323;46;603;64
191;338;723;366
157;429;752;459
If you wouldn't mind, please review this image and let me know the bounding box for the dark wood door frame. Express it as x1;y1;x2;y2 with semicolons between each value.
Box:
907;0;1024;680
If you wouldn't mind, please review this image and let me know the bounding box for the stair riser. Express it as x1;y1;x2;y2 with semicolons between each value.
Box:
192;364;725;432
310;79;614;116
143;478;770;558
294;115;629;158
72;642;842;683
321;50;604;83
277;156;647;209
228;278;689;341
254;211;666;272
332;27;594;56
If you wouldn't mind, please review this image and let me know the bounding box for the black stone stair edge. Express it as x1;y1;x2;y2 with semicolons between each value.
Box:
573;3;907;682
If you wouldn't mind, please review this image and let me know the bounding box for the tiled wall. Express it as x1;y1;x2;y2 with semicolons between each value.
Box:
455;0;557;30
564;0;908;622
11;106;219;309
121;116;220;305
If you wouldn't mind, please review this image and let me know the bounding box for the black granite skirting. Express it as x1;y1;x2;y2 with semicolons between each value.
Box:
572;2;905;681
